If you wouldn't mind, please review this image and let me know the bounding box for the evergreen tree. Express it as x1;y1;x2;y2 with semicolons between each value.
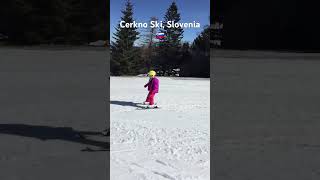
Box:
88;0;108;42
155;1;184;75
162;2;184;48
181;26;210;77
192;25;210;55
111;0;140;75
0;0;108;45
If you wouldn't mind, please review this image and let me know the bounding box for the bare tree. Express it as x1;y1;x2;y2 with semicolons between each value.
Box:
140;16;158;70
140;16;158;47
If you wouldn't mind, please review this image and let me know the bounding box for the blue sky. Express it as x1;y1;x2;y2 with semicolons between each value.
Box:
110;0;210;44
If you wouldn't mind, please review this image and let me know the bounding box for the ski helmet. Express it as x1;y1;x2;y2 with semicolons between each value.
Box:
148;70;156;77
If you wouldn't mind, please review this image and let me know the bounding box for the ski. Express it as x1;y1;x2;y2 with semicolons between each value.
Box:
136;104;159;110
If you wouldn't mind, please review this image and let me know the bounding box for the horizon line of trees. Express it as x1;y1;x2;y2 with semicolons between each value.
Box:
213;0;320;50
111;0;210;78
0;0;108;45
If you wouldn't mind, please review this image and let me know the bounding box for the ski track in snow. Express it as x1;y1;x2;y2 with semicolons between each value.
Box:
110;77;210;180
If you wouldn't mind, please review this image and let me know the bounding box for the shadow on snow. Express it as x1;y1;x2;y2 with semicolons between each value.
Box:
0;124;108;151
110;100;141;108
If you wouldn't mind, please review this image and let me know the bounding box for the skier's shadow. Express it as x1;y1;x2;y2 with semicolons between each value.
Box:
0;124;108;151
111;100;140;108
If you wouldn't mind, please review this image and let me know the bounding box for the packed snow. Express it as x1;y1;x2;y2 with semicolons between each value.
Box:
110;77;210;180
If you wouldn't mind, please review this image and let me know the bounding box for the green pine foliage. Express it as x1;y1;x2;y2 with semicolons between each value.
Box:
153;2;184;75
192;26;210;54
111;0;141;75
180;26;210;77
162;2;184;48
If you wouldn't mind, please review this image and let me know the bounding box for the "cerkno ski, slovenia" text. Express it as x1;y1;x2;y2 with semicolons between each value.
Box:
120;21;201;29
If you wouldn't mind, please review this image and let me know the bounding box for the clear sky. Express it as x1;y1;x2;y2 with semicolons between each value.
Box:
110;0;210;44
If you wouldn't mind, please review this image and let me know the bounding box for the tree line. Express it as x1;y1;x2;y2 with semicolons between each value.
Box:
0;0;108;45
111;0;210;77
214;0;320;50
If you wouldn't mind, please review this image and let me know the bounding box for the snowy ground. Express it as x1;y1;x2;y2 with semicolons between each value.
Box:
110;77;210;180
213;50;320;180
0;48;107;180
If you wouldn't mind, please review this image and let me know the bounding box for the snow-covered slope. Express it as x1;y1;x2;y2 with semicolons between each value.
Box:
110;77;210;180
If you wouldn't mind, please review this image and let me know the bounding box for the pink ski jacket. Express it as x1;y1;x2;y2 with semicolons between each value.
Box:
145;77;159;93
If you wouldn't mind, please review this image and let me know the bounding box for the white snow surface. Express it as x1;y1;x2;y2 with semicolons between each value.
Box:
110;77;210;180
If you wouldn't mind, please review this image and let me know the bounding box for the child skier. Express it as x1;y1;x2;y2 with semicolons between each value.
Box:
144;70;159;107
